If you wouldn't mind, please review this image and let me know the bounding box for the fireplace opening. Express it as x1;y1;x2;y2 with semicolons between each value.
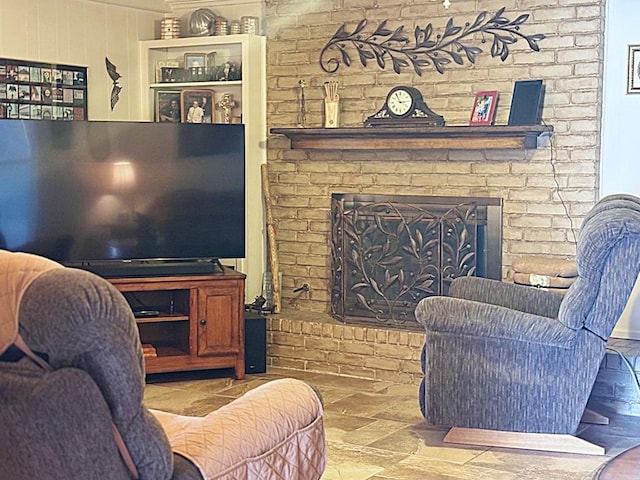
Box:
331;194;503;330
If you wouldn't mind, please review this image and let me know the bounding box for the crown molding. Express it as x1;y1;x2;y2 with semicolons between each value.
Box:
166;0;263;9
87;0;172;13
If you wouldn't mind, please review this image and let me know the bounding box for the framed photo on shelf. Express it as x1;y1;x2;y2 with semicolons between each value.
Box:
155;90;181;123
627;44;640;94
184;53;207;70
180;89;215;123
469;90;498;126
155;60;180;83
184;53;208;82
213;61;241;81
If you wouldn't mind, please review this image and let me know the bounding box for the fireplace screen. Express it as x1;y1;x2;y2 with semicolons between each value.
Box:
331;194;502;329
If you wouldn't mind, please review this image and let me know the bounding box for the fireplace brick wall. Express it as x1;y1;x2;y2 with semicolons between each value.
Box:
265;0;605;315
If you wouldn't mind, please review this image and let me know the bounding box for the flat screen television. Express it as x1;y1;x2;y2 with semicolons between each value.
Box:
0;119;245;277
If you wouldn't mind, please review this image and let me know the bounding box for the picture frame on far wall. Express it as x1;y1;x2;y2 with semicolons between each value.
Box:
469;90;498;126
0;56;87;121
627;44;640;94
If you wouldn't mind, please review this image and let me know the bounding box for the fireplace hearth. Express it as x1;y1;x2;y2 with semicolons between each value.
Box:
331;194;502;329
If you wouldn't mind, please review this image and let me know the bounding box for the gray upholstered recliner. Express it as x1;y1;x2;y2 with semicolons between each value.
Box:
0;259;326;479
415;194;640;454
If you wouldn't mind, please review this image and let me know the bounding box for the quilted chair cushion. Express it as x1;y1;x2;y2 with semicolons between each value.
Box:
558;206;640;337
152;378;326;480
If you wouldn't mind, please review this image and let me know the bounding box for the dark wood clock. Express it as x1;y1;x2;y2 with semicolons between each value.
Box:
364;86;445;127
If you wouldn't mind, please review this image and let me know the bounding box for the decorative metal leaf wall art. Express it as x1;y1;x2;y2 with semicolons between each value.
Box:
319;7;545;75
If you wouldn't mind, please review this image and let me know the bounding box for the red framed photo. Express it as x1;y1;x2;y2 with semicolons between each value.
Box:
469;90;498;126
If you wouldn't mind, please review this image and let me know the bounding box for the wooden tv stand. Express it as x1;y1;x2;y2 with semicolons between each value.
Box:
107;269;246;379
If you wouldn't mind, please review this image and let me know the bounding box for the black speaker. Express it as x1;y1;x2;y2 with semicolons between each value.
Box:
507;80;544;126
244;312;267;374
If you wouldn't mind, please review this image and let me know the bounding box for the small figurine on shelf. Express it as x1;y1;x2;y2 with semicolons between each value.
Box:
216;93;236;123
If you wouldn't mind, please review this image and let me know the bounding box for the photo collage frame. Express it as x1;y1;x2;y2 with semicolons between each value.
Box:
0;57;87;121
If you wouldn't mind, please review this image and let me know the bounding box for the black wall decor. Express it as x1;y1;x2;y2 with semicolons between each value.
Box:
0;57;87;120
319;7;544;75
106;57;122;111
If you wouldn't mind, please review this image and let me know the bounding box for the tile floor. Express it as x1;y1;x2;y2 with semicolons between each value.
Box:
144;367;640;480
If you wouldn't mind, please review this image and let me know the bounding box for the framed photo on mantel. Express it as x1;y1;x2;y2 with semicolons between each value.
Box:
469;90;498;126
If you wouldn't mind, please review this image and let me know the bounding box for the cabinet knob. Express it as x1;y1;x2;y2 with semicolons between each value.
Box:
199;319;207;326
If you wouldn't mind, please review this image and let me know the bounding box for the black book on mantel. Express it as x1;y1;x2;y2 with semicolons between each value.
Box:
508;79;544;126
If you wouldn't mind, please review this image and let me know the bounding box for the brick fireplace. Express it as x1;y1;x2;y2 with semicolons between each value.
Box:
265;0;602;317
330;193;502;329
260;0;633;412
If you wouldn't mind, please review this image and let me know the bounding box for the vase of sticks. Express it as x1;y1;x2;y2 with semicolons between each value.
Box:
324;81;340;128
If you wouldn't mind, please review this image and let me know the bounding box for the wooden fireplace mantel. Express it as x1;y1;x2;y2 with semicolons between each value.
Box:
270;125;553;151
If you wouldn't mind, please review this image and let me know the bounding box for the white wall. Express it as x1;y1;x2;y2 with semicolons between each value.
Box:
601;1;640;197
601;0;640;339
0;0;162;120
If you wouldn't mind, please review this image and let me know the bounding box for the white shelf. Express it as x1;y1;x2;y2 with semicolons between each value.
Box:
150;80;242;88
141;34;259;49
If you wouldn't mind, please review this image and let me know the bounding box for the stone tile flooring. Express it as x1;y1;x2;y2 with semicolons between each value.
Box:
144;367;640;480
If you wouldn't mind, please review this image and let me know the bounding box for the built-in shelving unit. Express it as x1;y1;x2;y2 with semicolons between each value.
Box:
140;34;266;301
270;125;553;151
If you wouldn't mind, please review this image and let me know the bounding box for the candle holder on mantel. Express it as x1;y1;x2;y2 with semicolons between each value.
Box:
296;80;307;128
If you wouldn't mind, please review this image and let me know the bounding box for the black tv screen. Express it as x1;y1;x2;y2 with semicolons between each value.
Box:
0;119;245;272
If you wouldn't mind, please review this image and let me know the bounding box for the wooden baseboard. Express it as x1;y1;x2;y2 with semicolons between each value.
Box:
444;427;605;456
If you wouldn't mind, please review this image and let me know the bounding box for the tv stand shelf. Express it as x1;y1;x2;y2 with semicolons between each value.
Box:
134;313;189;324
108;269;246;378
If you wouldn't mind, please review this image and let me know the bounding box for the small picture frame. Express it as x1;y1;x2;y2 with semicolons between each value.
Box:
156;60;179;83
627;44;640;94
184;53;207;70
180;89;215;123
155;90;181;123
469;90;499;126
213;61;241;81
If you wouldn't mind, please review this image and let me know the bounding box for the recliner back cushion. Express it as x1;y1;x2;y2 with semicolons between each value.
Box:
558;207;640;338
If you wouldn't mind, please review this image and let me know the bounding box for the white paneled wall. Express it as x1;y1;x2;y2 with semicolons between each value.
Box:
0;0;162;120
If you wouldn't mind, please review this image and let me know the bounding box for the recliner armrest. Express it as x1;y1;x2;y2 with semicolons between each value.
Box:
416;295;577;348
152;378;326;480
449;276;564;318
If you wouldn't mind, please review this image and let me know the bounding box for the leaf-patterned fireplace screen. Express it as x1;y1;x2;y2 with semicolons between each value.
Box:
331;194;502;329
